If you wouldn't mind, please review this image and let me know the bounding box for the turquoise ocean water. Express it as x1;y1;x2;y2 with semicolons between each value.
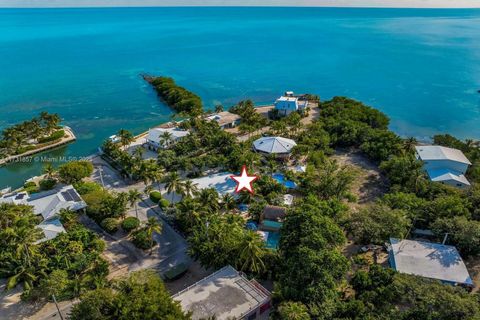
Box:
1;7;480;188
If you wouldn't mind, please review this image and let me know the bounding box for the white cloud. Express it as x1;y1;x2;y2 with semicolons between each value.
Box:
1;0;480;8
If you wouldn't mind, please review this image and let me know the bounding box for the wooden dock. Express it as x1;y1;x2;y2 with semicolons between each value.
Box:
0;126;77;167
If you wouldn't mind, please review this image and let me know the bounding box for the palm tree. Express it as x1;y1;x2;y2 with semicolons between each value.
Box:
271;121;287;136
238;231;266;274
221;193;236;211
42;162;56;179
160;131;173;149
266;154;278;175
133;147;144;159
40;112;61;134
198;188;220;213
177;198;204;230
403;137;418;153
238;190;253;204
127;189;142;219
183;180;199;198
151;166;164;189
163;172;184;203
214;104;224;113
144;185;154;197
145;217;162;255
118;129;134;150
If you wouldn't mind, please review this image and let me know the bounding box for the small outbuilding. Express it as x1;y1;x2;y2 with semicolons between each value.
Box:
389;238;473;287
253;136;297;157
260;205;287;232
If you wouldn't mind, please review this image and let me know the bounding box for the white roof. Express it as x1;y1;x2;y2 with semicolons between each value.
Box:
173;265;270;320
276;96;298;102
415;145;471;165
35;218;66;244
283;194;294;206
0;185;86;221
191;172;237;196
390;238;473;286
294;165;306;173
253;137;297;154
427;168;471;186
147;127;189;143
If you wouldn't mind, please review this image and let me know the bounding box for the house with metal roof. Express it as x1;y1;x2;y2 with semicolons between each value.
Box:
0;185;85;243
253;136;297;158
172;265;271;320
145;127;189;151
35;218;66;244
389;238;473;287
415;145;471;188
0;185;86;221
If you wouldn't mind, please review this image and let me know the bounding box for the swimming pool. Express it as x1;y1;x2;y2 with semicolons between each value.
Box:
272;173;297;189
265;232;280;250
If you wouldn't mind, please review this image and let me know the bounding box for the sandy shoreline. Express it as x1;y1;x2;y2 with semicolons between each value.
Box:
2;0;480;9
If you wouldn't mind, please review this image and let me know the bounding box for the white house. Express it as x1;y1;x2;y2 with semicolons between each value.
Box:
145;127;189;151
274;91;308;116
0;185;86;221
389;238;474;287
415;145;471;188
190;172;237;196
0;185;86;243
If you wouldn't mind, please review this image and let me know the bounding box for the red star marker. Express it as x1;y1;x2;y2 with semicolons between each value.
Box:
231;165;258;194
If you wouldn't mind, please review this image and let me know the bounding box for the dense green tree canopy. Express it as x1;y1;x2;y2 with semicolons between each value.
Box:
58;161;94;184
70;270;191;320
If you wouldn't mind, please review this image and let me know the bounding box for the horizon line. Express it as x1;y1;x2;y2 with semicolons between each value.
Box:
2;0;480;9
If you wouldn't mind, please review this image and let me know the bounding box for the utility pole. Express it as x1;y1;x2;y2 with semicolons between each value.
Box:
98;166;105;188
442;233;449;245
52;294;65;320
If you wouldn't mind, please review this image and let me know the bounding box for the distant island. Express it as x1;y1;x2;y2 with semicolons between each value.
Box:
0;112;76;166
143;75;203;117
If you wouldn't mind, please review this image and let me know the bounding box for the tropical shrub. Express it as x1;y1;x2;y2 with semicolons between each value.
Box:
69;270;191;320
73;181;102;195
39;178;56;191
101;217;120;234
347;204;410;244
37;129;65;143
132;229;152;249
58;160;94;184
122;217;140;232
23;181;39;193
149;191;162;204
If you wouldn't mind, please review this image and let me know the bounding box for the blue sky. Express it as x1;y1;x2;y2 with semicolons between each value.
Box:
1;0;480;8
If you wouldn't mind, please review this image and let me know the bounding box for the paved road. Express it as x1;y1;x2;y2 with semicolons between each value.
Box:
35;159;190;320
